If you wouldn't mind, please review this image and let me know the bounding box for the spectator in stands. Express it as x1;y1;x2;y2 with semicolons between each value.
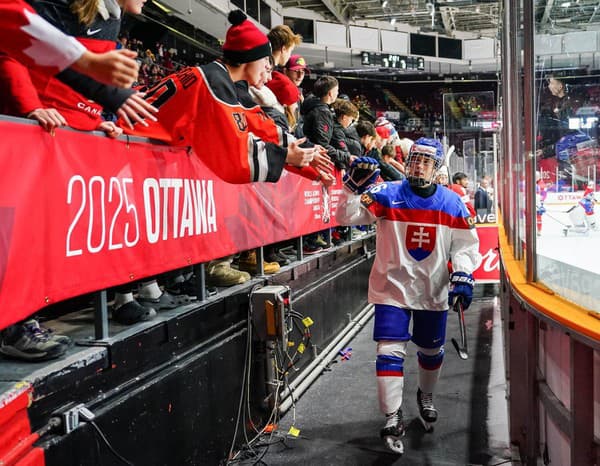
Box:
355;121;401;182
1;0;139;87
268;25;302;68
331;99;361;170
381;145;406;181
122;10;318;185
449;172;476;218
283;54;309;138
434;165;449;186
0;0;158;135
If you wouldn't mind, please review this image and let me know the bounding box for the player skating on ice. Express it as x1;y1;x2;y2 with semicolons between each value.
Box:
566;184;597;235
535;172;548;236
335;138;481;455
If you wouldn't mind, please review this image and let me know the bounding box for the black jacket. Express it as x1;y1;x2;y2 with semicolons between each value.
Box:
302;96;350;168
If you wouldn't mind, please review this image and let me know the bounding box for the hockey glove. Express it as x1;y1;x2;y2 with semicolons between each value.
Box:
343;157;380;194
536;204;546;215
448;272;475;309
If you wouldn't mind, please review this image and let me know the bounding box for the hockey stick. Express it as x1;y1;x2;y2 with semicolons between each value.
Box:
544;211;571;228
450;297;468;360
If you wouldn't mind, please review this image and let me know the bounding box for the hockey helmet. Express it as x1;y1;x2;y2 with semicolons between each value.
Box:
555;132;595;162
406;137;444;187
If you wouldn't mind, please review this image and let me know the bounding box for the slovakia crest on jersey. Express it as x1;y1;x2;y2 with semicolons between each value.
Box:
405;225;436;261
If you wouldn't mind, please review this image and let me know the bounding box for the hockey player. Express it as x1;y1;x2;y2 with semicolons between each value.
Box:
336;138;481;455
535;172;548;236
566;187;597;234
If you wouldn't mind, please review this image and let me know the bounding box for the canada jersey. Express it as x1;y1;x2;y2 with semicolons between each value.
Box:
336;180;481;310
1;1;85;72
122;63;286;185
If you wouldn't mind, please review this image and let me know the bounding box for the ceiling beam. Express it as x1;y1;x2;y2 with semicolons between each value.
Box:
320;0;348;24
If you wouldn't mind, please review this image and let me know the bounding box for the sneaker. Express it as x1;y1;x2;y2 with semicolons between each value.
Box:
137;291;196;310
24;319;73;347
0;321;67;361
206;262;251;286
278;246;298;259
314;234;330;249
265;250;290;266
112;300;157;325
417;388;437;430
380;408;405;454
302;242;322;255
238;251;280;275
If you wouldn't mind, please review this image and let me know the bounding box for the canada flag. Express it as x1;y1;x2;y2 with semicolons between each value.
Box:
405;225;436;261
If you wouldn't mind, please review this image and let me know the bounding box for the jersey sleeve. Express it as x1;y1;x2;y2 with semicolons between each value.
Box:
0;54;43;116
0;1;85;73
335;188;378;226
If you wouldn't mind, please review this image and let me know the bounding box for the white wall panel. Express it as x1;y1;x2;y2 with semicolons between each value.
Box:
563;31;598;53
315;21;347;47
464;38;495;60
381;30;409;54
349;26;379;51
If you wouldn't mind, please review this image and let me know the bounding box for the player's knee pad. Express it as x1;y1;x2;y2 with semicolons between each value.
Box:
376;341;407;377
417;346;444;371
374;304;411;341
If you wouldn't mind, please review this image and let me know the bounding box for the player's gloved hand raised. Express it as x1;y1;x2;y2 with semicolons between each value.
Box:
448;272;474;309
343;157;380;194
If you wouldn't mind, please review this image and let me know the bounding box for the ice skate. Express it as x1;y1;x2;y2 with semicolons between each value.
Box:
380;408;405;455
417;388;437;432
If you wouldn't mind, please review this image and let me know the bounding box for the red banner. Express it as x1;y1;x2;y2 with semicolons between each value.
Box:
0;120;499;327
473;224;500;283
0;121;341;328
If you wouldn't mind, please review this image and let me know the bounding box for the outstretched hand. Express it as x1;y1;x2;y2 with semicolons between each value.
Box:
72;49;140;88
116;92;159;129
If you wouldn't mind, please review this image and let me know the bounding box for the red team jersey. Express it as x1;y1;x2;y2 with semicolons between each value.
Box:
122;63;290;185
0;1;85;73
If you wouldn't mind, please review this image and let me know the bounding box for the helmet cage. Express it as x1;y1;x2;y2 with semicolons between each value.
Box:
406;140;444;187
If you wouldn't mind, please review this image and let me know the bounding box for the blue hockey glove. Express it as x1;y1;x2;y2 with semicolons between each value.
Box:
343;157;380;194
448;272;475;309
536;204;546;215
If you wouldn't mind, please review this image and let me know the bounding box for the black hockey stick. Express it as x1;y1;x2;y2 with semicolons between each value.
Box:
450;297;468;360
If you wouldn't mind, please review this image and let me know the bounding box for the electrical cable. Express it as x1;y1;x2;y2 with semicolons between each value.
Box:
88;420;134;466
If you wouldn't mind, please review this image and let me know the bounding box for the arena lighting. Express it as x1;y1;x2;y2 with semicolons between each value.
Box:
390;18;396;25
381;0;389;7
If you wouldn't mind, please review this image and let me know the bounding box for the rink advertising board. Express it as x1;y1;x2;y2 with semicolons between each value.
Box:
0;121;498;327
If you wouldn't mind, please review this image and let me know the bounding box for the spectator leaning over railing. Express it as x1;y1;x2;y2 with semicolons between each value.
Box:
0;0;139;87
0;0;158;136
121;10;317;185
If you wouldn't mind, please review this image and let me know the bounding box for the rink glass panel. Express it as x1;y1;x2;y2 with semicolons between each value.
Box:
442;91;500;223
533;7;600;312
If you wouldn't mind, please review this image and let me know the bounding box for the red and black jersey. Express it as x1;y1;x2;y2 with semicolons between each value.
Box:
0;1;85;73
122;62;287;185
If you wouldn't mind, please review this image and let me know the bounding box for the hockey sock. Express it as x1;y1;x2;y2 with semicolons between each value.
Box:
417;347;444;394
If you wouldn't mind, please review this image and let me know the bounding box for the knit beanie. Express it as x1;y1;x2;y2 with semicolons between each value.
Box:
265;71;300;106
223;10;272;64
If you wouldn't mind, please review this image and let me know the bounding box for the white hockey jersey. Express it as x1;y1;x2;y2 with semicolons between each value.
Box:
336;180;481;311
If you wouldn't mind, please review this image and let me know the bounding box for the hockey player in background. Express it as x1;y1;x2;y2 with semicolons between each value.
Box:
336;138;481;455
535;172;548;236
566;184;597;235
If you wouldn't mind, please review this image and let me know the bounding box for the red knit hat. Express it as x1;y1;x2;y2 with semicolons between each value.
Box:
265;71;300;106
223;10;272;64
